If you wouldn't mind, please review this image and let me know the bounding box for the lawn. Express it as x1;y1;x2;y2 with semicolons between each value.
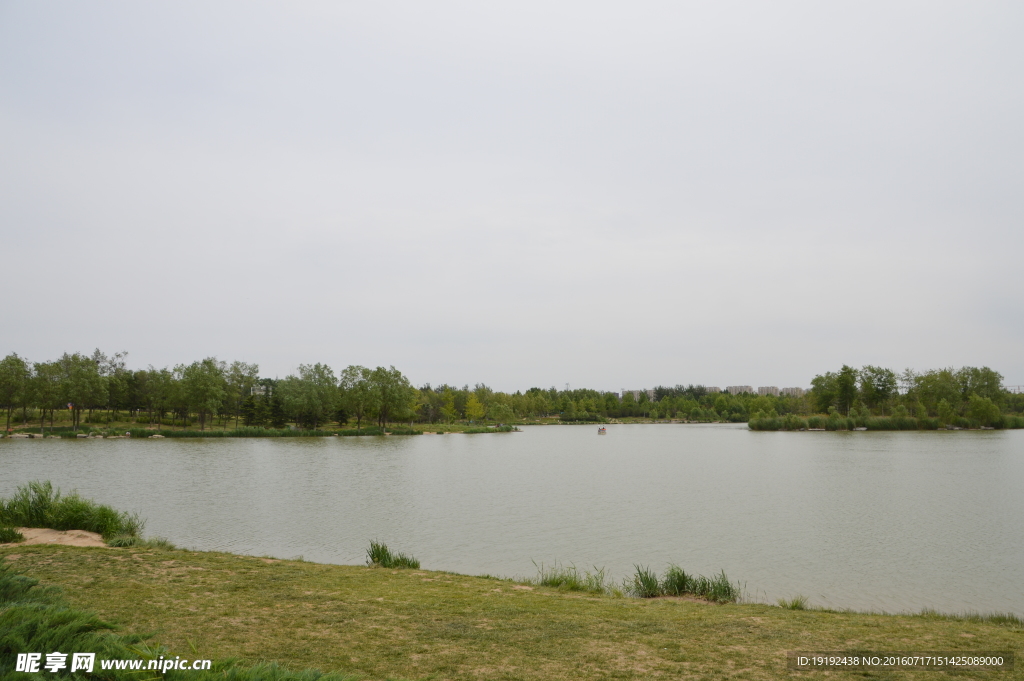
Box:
3;545;1020;680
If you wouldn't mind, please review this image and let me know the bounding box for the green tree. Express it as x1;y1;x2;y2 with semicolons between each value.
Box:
340;365;373;430
369;366;416;428
810;371;837;414
966;393;1001;427
488;403;515;423
859;365;897;412
836;365;858;415
179;358;226;431
279;363;337;430
31;361;62;435
440;389;458;424
225;361;260;429
0;353;30;432
936;398;956;426
56;352;107;431
468;391;487;421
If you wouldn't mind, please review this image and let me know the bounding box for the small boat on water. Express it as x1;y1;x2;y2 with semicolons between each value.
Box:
597;427;607;434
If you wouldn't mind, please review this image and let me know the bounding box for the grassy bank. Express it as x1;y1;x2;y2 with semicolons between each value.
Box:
3;545;1021;680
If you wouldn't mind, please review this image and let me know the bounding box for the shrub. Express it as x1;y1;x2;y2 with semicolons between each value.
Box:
366;541;420;569
807;416;824;429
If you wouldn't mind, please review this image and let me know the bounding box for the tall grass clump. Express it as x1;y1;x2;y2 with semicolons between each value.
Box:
807;415;825;429
661;565;694;595
0;526;24;543
623;564;741;603
0;481;143;540
366;541;420;569
626;565;662;598
778;594;809;610
533;561;608;594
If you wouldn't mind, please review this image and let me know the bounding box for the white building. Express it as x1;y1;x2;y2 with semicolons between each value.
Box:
780;387;806;397
758;386;780;397
725;386;753;395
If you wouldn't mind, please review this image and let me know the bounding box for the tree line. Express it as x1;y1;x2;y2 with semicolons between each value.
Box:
1;350;1021;433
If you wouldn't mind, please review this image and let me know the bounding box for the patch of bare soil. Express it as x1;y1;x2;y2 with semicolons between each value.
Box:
1;527;107;548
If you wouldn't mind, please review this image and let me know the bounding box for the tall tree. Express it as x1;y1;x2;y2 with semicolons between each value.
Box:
0;353;30;432
225;361;260;428
339;365;373;430
858;365;898;412
369;366;416;428
56;352;107;431
279;363;337;430
179;358;226;431
31;361;62;435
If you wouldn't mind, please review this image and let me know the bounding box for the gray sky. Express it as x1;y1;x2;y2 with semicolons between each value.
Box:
2;1;1022;391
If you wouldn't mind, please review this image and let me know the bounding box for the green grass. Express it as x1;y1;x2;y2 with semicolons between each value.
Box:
0;481;143;540
532;561;609;594
365;540;420;569
625;565;661;598
5;545;1022;681
0;526;24;543
623;564;741;603
0;559;361;680
777;594;809;610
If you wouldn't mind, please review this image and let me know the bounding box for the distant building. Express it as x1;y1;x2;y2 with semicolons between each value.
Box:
780;387;806;397
704;386;721;394
621;389;655;401
726;386;753;395
758;386;780;397
251;385;269;397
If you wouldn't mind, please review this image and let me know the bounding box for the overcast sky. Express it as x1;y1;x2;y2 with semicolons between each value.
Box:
2;2;1022;391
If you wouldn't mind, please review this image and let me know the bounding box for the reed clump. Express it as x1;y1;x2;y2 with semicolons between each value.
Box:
778;594;809;610
366;541;420;569
0;526;24;544
532;562;609;594
624;564;740;603
0;481;143;540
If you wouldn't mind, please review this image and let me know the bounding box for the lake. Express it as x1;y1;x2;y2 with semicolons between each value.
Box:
2;424;1022;616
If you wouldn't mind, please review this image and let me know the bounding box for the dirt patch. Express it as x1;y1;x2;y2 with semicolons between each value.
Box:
1;528;107;548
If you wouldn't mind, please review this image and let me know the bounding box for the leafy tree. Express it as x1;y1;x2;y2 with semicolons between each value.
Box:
440;389;458;424
936;398;956;426
966;393;1001;426
859;365;897;411
369;366;416;427
268;393;287;428
179;358;226;431
464;394;486;422
225;361;260;428
339;365;373;430
836;365;858;415
810;371;837;413
279;363;337;430
56;352;107;431
488;403;514;423
0;353;30;432
31;361;62;434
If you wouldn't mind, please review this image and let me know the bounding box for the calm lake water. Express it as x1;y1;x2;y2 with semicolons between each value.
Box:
2;424;1022;616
